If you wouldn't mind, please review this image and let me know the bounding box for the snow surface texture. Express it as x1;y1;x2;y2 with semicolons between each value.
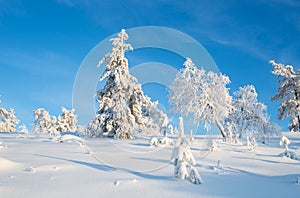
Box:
0;132;300;197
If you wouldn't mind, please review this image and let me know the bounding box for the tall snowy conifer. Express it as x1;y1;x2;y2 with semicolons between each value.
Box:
87;29;168;139
270;60;300;132
169;58;232;138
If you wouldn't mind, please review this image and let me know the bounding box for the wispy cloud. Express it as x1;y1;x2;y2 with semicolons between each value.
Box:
0;49;76;77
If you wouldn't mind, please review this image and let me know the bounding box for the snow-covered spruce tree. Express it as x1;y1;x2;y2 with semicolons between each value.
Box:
56;107;77;133
169;58;233;138
32;108;55;133
0;108;20;132
170;117;203;184
229;85;280;142
86;29;168;139
270;60;300;132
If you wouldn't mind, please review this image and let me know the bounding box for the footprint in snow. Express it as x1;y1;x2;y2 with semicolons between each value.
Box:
114;181;120;186
24;167;35;173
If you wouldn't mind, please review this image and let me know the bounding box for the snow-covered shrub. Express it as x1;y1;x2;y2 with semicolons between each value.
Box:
159;135;174;146
170;117;203;184
0;108;20;132
279;137;298;160
16;124;29;139
270;60;300;132
56;107;77;133
279;136;291;151
86;29;168;139
168;124;174;134
32;108;53;134
150;137;159;147
208;139;218;152
77;125;86;136
169;58;233;138
150;135;174;147
19;124;28;133
282;150;298;160
32;107;78;136
213;160;225;173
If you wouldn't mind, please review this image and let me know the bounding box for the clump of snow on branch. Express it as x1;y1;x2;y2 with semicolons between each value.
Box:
169;58;233;138
86;29;168;139
170;117;203;184
270;60;300;132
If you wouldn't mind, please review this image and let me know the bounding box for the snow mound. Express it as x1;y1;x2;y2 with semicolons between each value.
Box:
57;134;84;144
280;150;299;160
0;157;20;170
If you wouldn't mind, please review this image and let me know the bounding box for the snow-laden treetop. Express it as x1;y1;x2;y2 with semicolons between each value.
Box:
98;29;133;81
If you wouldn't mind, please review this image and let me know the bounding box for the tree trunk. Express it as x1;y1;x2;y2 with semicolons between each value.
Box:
295;91;300;132
240;119;246;138
215;119;226;138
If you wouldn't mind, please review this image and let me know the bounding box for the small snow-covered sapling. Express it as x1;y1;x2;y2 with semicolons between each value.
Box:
168;124;174;134
208;139;218;152
279;136;291;151
150;137;159;147
190;130;195;143
170;117;203;184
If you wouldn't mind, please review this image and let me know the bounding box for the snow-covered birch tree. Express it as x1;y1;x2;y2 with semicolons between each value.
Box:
169;58;233;138
229;85;281;142
86;29;168;139
270;60;300;132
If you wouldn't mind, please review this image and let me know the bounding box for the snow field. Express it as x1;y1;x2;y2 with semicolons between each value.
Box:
0;132;299;197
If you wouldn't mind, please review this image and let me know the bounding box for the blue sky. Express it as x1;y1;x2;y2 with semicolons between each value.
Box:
0;0;299;131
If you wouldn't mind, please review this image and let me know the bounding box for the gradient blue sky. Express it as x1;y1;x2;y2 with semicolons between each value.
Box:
0;0;299;130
